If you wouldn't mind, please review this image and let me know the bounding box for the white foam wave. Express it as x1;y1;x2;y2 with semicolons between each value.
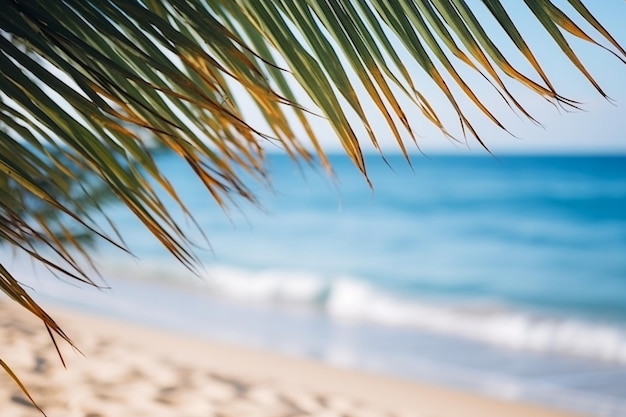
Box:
196;266;626;364
327;279;626;363
204;266;328;304
95;258;626;365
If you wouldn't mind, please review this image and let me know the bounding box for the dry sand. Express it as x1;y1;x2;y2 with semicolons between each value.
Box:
0;301;586;417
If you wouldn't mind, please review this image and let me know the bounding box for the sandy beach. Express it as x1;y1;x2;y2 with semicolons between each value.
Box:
0;300;586;417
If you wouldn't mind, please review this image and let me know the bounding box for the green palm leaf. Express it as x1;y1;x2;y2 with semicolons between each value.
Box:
0;1;624;411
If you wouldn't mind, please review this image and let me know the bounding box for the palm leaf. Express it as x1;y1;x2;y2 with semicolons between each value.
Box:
0;1;624;412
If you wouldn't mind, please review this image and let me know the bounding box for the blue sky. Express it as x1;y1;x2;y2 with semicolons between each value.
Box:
293;2;626;155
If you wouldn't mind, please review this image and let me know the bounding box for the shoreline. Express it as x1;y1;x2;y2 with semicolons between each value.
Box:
1;301;587;417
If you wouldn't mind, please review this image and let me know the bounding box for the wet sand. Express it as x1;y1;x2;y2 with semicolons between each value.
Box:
0;301;586;417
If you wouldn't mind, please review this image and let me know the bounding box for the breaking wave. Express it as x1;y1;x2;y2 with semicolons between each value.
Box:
178;265;626;365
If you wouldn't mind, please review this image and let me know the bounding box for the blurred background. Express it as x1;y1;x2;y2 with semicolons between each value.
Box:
6;151;626;416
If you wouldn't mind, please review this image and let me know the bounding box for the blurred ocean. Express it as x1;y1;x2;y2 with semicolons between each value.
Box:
8;153;626;416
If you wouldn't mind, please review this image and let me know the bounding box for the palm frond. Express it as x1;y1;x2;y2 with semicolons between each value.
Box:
0;1;624;411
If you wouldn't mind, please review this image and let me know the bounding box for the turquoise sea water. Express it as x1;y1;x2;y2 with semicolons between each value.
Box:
8;153;626;416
